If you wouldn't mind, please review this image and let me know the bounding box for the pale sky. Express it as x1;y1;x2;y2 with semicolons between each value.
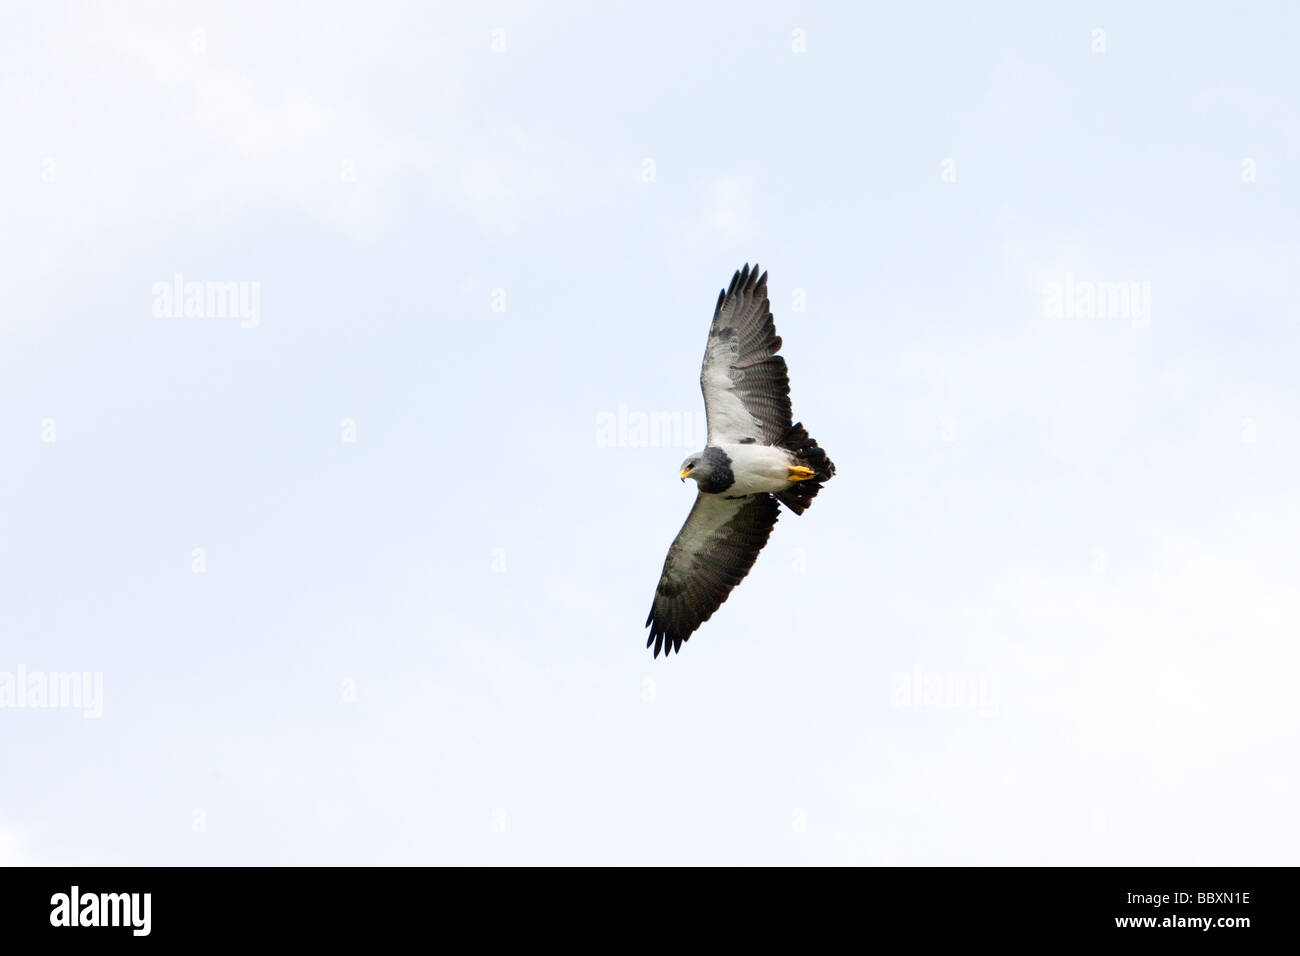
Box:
2;1;1298;865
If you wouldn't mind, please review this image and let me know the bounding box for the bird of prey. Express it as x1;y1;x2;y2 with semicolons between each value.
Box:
645;264;836;657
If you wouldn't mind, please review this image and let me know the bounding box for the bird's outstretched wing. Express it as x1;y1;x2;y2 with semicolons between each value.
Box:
700;263;793;444
646;492;781;657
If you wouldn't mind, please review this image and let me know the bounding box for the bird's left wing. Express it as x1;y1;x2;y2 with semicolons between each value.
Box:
645;492;781;657
700;263;793;444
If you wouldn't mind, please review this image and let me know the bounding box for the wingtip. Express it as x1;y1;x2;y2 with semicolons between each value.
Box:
725;262;766;300
646;624;661;657
645;621;686;659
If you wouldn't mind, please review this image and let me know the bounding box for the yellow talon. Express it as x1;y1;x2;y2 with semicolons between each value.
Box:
787;465;816;482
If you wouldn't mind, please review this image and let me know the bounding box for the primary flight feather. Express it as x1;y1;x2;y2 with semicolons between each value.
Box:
645;264;836;657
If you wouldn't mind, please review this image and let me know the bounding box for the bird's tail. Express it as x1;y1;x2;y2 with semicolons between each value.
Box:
774;422;836;515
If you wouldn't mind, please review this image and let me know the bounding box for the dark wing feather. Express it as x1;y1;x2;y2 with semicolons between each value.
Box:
645;493;781;657
700;263;793;444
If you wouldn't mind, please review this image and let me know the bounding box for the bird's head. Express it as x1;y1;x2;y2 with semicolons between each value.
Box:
679;453;704;483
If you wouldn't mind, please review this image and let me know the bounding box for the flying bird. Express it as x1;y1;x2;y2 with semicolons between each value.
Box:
645;264;836;657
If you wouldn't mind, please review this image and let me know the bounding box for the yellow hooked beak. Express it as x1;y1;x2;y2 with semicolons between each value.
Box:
680;466;693;481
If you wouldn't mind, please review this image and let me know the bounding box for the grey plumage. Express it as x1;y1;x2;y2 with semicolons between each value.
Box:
700;264;792;445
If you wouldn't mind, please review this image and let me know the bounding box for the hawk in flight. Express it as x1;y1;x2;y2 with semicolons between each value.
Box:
646;264;836;657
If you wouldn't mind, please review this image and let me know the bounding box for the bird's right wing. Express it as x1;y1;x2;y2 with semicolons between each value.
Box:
699;263;793;445
645;492;781;657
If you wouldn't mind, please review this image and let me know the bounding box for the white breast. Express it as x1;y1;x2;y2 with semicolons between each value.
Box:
717;443;795;495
